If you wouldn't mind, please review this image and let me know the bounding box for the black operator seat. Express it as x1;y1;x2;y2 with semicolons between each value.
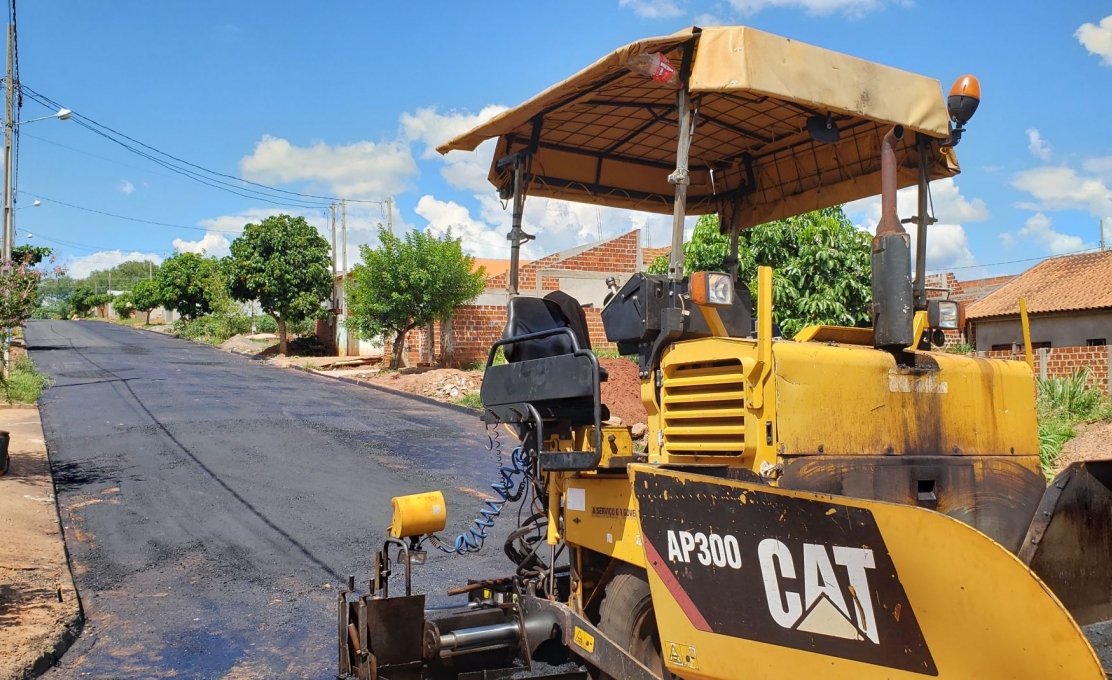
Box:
502;291;608;382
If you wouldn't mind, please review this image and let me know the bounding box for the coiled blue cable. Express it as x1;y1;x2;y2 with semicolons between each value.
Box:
435;446;530;555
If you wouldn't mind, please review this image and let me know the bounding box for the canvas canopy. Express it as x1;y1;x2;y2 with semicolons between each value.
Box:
439;26;960;229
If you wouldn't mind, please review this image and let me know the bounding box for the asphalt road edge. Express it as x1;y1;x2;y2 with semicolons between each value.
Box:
294;366;484;418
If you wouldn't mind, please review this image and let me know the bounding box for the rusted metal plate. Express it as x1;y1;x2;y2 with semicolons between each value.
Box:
780;455;1045;553
1021;461;1112;626
366;594;426;668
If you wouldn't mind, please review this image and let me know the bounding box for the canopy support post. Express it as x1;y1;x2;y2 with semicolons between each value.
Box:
912;134;935;310
667;85;694;281
727;190;743;282
505;154;535;298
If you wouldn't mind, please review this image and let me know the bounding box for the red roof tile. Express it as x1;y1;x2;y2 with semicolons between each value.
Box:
966;250;1112;320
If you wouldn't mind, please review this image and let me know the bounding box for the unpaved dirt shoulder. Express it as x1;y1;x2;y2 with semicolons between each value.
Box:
1054;419;1112;473
0;406;82;680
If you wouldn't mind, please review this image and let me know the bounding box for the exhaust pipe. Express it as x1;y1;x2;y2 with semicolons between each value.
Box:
872;125;914;350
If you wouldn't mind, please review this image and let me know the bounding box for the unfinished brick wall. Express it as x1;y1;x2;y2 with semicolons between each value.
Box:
982;345;1111;392
386;305;618;368
486;231;642;293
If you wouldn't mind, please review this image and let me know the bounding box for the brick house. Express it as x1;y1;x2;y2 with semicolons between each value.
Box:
963;250;1112;391
966;251;1112;352
399;230;654;367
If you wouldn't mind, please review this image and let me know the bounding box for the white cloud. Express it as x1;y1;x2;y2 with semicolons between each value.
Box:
173;232;231;258
843;178;985;270
1003;212;1085;255
239;135;417;198
400;105;508;159
67;250;163;279
117;179;136;196
618;0;685;18
401;105;509;194
1076;14;1112;66
1026;128;1051;161
1011;165;1112;218
693;12;725;25
416;195;526;259
725;0;904;17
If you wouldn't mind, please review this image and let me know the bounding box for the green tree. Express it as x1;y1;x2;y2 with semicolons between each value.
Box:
226;214;332;356
113;292;136;319
12;245;52;266
83;260;159;293
0;260;58;377
70;285;96;317
88;292;113;317
36;274;76;319
130;279;160;325
154;253;223;321
646;207;871;338
346;227;486;368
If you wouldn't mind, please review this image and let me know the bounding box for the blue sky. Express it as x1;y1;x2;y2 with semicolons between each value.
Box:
11;0;1112;279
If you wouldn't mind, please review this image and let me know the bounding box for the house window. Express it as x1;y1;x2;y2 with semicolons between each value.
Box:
1087;338;1107;347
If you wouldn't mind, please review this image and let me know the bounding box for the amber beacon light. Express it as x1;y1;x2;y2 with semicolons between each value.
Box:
947;74;981;146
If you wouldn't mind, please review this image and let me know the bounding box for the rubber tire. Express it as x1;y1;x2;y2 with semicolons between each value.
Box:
596;564;663;678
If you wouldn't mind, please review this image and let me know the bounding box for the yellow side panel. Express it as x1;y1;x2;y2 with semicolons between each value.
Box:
630;465;1104;680
774;342;1038;456
563;476;646;568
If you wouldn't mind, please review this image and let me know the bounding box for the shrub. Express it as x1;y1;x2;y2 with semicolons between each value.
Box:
177;314;252;345
1035;368;1111;472
3;356;52;404
253;315;278;334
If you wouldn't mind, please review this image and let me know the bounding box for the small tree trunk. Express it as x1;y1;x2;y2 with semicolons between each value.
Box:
277;316;289;356
390;329;407;369
145;309;151;326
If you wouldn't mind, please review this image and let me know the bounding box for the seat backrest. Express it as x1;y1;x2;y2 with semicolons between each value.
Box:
502;296;575;363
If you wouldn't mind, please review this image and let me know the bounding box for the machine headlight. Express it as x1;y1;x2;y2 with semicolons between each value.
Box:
928;300;960;330
691;271;734;307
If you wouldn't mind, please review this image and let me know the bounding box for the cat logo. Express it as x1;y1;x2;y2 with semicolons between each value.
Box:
757;539;879;644
666;641;699;670
637;475;937;675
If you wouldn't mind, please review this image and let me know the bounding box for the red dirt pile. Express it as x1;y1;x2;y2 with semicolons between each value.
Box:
599;358;647;428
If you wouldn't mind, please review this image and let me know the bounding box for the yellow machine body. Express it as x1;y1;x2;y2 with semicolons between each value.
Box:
389;490;447;539
627;465;1106;680
650;334;1039;467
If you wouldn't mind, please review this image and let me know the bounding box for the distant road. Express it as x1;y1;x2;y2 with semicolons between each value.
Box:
27;320;508;679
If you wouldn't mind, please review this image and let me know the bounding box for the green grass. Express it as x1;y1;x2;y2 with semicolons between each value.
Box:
3;355;53;404
1035;368;1112;473
453;392;483;410
462;347;506;372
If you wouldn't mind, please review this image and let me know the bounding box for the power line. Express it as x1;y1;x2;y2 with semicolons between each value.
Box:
19;84;386;208
20;130;194;184
18;190;242;233
936;246;1102;273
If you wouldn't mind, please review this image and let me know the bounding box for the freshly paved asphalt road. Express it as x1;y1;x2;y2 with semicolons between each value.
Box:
26;320;513;679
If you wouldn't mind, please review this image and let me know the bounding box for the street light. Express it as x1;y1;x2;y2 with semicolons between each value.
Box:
17;108;72;125
15;200;40;211
3;106;70;260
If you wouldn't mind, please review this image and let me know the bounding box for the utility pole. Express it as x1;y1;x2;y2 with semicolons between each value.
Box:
341;199;347;315
386;196;393;235
330;203;337;307
2;23;14;262
1102;219;1107;252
